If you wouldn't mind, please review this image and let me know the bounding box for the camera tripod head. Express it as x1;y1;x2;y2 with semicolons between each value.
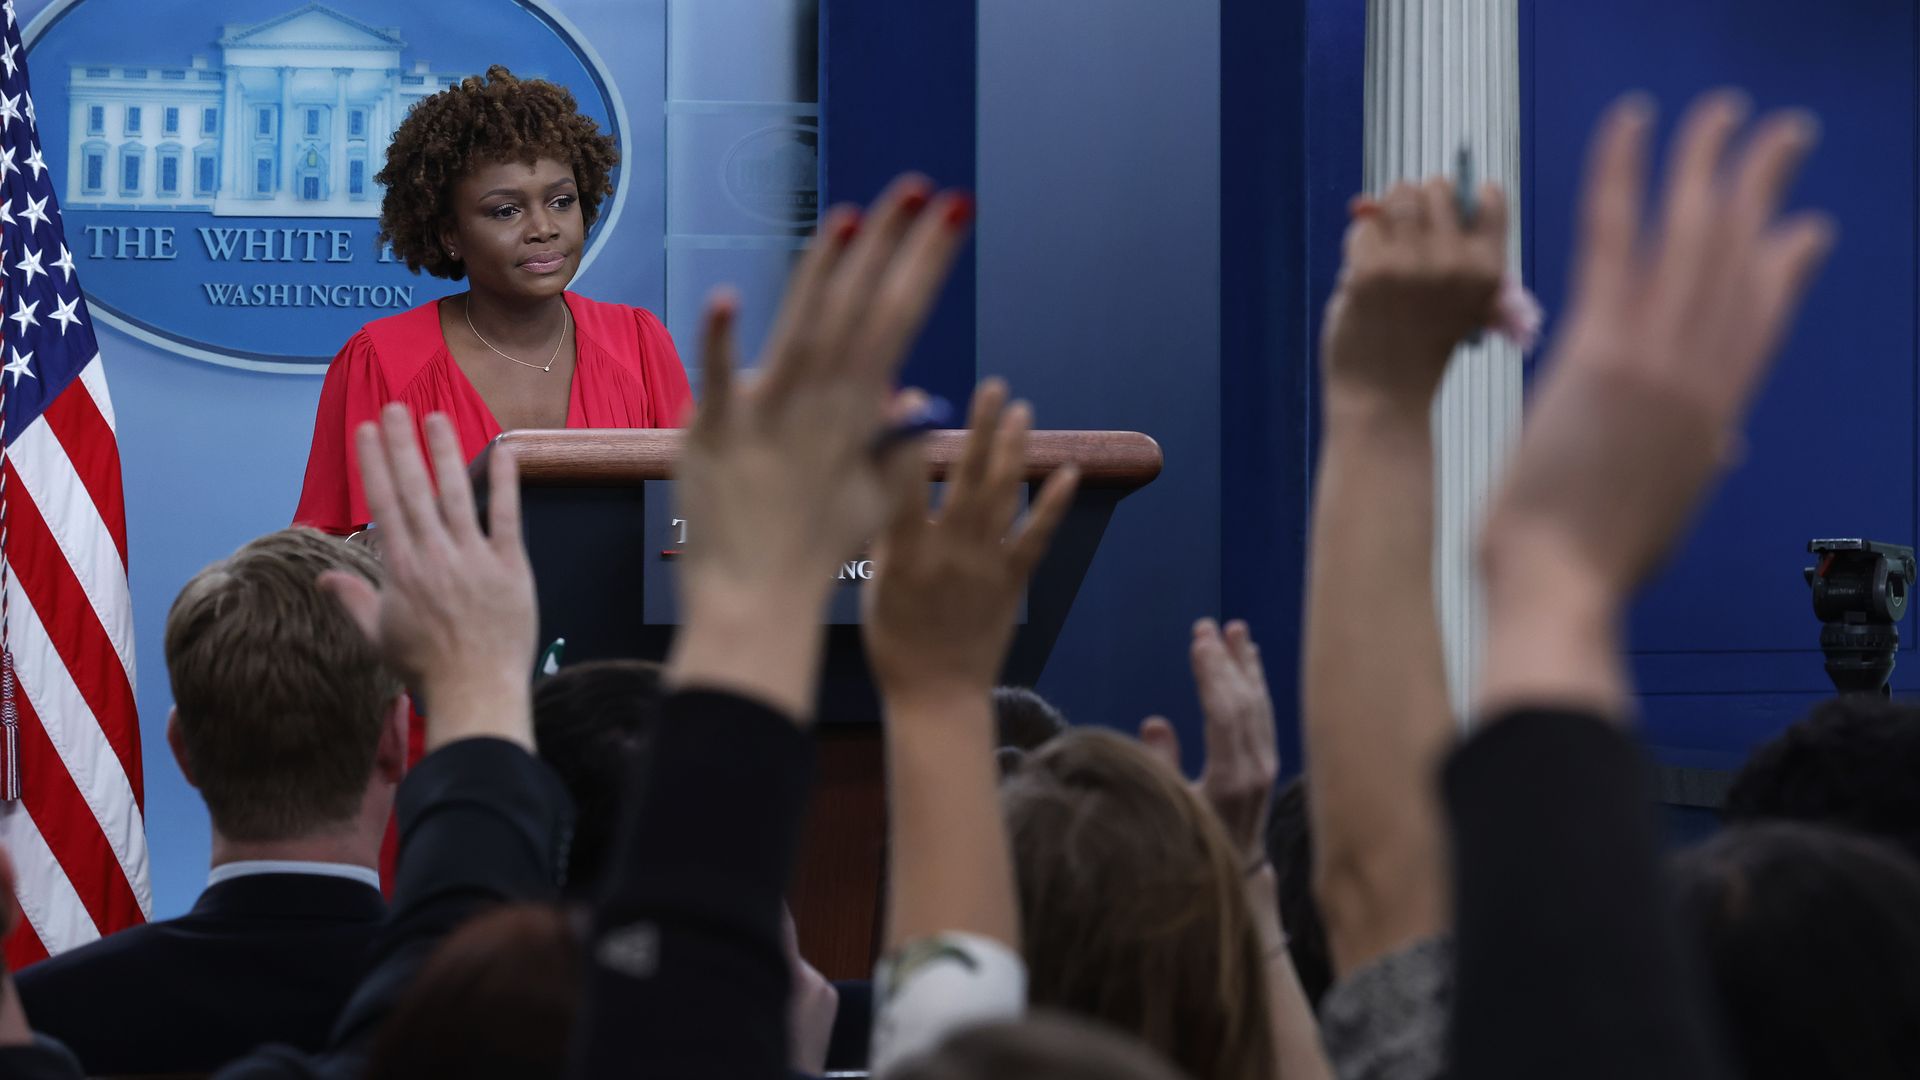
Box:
1806;539;1916;695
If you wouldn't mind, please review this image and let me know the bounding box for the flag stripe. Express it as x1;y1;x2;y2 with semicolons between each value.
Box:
75;351;113;433
4;458;141;804
11;670;143;934
0;782;102;957
6;555;147;910
9;422;135;690
44;370;127;569
4;908;50;970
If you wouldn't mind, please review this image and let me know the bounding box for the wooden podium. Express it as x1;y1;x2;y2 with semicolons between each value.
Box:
472;429;1161;977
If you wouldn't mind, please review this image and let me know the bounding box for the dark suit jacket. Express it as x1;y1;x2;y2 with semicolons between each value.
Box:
0;1035;84;1080
14;872;385;1076
215;737;573;1080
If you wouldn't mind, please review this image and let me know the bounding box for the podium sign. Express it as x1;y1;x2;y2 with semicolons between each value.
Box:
476;428;1154;722
637;479;1027;627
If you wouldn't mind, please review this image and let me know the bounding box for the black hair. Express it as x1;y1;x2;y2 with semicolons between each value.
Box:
377;65;619;280
1724;695;1920;865
1671;821;1920;1080
992;685;1069;753
532;660;663;896
1264;777;1332;1006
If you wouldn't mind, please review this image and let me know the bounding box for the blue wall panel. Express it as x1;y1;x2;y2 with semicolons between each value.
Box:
977;2;1223;750
1220;0;1365;775
1524;0;1919;766
822;0;975;408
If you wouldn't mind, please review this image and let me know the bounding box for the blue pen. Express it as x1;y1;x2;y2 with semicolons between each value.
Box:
871;395;954;455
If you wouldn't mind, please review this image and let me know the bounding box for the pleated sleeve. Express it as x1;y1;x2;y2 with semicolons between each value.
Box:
292;330;391;535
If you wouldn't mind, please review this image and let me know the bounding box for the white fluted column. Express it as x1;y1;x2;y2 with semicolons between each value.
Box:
1363;0;1523;720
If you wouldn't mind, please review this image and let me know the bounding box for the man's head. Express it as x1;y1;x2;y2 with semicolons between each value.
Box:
164;528;404;842
532;659;664;896
1672;822;1920;1080
1725;695;1920;865
991;685;1068;753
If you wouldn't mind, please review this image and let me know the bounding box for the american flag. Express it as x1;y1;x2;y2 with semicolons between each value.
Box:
0;0;150;967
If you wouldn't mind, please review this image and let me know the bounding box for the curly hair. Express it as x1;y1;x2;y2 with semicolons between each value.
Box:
377;65;619;280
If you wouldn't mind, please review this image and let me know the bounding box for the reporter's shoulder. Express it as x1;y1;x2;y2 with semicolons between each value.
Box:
0;1035;84;1080
13;918;157;992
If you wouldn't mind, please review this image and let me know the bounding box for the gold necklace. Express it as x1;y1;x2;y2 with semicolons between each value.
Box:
464;296;570;373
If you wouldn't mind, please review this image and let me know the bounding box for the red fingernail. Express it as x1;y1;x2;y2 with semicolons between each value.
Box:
834;213;861;243
901;188;931;215
944;193;975;228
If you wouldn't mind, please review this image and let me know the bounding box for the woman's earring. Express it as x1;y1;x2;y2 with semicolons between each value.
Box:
447;248;458;259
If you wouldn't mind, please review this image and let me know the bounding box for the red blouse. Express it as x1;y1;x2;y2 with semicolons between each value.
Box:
294;291;693;534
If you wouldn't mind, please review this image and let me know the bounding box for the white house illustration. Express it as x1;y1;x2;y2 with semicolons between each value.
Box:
63;3;466;217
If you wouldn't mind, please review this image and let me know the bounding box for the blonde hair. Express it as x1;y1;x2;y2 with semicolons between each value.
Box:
1003;728;1277;1080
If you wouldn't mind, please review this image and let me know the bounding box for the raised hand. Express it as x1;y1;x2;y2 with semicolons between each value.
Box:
669;176;974;719
1481;95;1830;625
1303;169;1500;980
862;379;1079;706
782;907;840;1077
1142;620;1333;1080
1140;619;1278;868
1479;92;1830;713
1320;177;1510;420
320;404;537;750
868;377;1076;968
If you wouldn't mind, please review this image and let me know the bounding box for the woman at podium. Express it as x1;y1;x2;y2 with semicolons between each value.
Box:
294;66;692;535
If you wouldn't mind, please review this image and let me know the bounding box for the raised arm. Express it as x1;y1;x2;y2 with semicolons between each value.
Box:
1140;619;1332;1080
321;405;537;753
862;379;1077;1074
574;176;976;1080
1454;92;1830;1080
1302;173;1509;976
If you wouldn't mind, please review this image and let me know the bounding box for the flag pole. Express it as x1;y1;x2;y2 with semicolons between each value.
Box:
0;276;16;803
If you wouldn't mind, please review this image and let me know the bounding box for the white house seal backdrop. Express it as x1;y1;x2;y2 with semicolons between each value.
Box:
25;0;626;370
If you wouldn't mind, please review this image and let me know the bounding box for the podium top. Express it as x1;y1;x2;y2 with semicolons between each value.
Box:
474;429;1164;491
